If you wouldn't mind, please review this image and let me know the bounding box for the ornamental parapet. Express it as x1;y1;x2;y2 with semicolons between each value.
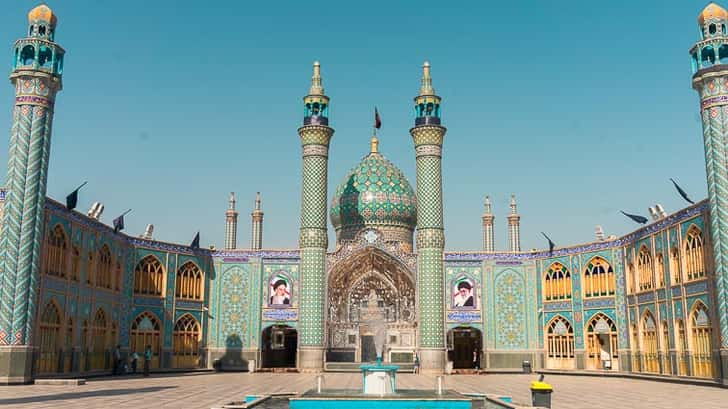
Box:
410;125;446;147
298;124;334;147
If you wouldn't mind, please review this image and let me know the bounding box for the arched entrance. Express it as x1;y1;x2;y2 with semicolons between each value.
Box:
326;247;416;364
261;325;297;368
545;316;575;369
447;326;482;369
585;313;618;370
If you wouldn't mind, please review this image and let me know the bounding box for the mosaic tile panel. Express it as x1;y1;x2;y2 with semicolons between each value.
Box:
493;269;526;349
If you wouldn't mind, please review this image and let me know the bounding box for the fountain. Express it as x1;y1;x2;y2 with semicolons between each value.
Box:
359;290;399;394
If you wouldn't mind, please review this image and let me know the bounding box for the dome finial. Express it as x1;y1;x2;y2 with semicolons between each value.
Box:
309;60;324;96
420;61;435;96
28;3;57;28
699;2;728;25
370;135;379;153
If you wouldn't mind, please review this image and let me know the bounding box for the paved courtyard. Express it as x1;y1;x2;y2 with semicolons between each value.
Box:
0;372;726;409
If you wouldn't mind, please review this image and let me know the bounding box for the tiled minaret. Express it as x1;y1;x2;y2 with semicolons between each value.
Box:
410;61;447;372
482;195;495;252
250;192;263;250
0;4;64;384
224;192;238;250
507;194;521;252
690;2;728;382
298;61;334;370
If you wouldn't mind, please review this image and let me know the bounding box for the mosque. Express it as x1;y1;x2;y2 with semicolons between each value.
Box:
1;3;728;385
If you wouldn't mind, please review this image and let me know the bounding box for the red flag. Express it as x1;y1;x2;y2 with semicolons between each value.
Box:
374;107;381;129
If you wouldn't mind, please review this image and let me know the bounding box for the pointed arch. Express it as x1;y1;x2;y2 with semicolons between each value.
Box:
89;308;110;370
585;312;618;370
670;246;682;284
656;253;665;288
176;261;203;300
583;256;615;298
630;323;641;372
637;246;654;292
689;301;713;378
134;255;165;296
37;300;62;373
675;318;688;375
173;314;201;368
684;225;706;281
545;315;575;369
45;224;67;277
130;311;161;369
543;262;571;301
97;245;112;289
640;310;659;373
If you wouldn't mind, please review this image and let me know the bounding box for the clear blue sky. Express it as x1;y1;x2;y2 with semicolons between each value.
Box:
0;1;713;251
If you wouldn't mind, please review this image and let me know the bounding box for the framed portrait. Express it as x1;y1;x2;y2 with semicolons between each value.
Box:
451;276;477;309
268;272;292;308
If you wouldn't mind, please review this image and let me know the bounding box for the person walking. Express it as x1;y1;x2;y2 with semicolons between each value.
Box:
413;353;420;374
473;349;480;371
113;345;122;375
143;345;152;377
131;351;139;374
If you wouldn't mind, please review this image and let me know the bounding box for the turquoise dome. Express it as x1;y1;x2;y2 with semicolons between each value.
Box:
330;151;417;242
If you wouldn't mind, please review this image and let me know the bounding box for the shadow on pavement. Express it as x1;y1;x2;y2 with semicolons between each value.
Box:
0;386;177;405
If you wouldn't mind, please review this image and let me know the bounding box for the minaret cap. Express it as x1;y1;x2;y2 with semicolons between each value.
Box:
484;195;492;214
510;194;518;214
28;4;57;27
419;61;435;96
309;61;324;96
699;2;728;25
227;192;237;213
254;192;262;211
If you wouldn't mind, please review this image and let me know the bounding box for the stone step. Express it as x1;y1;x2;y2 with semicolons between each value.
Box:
35;378;86;385
324;362;415;372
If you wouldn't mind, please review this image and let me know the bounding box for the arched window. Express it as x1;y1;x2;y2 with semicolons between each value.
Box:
583;257;615;298
130;312;161;369
640;311;659;373
45;225;67;277
585;313;618;370
627;263;635;294
173;314;201;368
660;320;671;375
20;45;34;66
656;253;665;288
690;302;713;378
630;323;641;372
133;255;165;296
670;247;682;285
637;246;654;292
86;251;95;286
37;301;61;373
543;262;571;301
97;245;112;289
684;226;706;281
702;45;716;68
90;309;109;370
676;319;688;375
720;44;728;65
70;246;81;282
175;262;203;300
546;316;575;369
38;45;52;68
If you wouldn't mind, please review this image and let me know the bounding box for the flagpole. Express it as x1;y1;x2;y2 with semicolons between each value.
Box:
75;181;88;191
121;208;132;217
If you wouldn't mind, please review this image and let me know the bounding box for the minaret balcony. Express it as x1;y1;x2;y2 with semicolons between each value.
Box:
304;115;329;126
415;116;441;126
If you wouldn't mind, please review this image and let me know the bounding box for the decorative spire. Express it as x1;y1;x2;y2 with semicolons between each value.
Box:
510;194;517;214
484;195;492;215
370;135;379;154
419;61;435;96
251;192;264;250
254;191;261;210
309;61;324;96
225;192;239;250
228;191;236;210
507;194;521;252
482;195;495;252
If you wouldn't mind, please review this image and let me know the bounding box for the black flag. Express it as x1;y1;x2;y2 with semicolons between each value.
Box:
113;209;132;233
621;211;648;224
670;178;695;205
65;181;87;210
541;232;556;255
374;107;382;129
113;214;125;233
190;232;200;249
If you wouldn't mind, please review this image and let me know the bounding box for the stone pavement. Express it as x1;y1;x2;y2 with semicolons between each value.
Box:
0;372;726;409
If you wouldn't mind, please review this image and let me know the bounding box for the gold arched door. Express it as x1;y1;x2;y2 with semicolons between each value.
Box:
546;316;575;369
640;311;659;373
173;314;201;368
37;301;62;374
585;313;618;370
675;319;688;375
690;302;713;378
131;312;162;369
90;309;110;370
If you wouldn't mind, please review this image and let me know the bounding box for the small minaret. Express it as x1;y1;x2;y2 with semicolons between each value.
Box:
482;195;495;252
507;194;521;252
224;192;238;250
250;192;264;250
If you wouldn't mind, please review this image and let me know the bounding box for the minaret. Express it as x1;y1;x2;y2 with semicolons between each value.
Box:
250;192;263;250
224;192;238;250
691;2;728;380
507;194;521;252
410;61;447;372
0;4;64;384
482;195;495;252
298;61;334;370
